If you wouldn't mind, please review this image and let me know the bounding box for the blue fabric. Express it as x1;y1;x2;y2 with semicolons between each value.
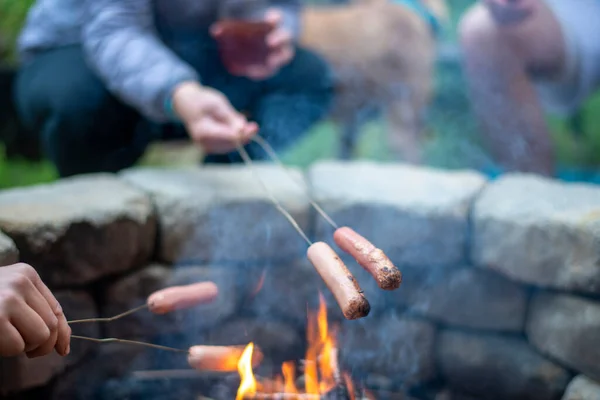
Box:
392;0;442;36
481;164;600;185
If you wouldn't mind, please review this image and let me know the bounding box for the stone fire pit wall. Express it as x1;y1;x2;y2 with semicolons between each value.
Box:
0;161;599;400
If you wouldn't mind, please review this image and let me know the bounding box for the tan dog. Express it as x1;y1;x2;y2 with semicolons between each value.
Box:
300;0;449;161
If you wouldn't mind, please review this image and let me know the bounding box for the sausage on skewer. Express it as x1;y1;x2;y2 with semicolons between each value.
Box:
187;345;264;371
147;282;219;314
307;241;370;320
334;227;402;290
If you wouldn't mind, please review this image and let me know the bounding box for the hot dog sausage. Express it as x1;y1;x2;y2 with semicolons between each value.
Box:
333;227;402;290
307;242;370;320
147;282;219;314
187;345;264;371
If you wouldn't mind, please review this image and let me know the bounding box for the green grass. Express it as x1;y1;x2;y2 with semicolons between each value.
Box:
2;0;600;189
0;0;34;63
0;146;57;189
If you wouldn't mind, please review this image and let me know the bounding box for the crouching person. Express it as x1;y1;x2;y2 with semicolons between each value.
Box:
13;0;334;176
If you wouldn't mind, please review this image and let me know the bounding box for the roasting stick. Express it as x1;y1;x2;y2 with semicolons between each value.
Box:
236;139;371;320
70;335;189;353
235;142;312;247
252;135;402;290
251;135;338;230
66;282;220;354
250;135;402;292
67;303;189;353
67;303;149;325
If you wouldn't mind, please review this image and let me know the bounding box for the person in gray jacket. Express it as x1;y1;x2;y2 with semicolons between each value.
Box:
13;0;334;176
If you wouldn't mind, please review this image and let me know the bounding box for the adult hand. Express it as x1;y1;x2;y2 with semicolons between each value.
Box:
483;0;538;25
172;81;258;154
0;263;71;358
211;8;295;80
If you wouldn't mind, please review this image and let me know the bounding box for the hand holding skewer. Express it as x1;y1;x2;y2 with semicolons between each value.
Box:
68;281;263;372
0;263;71;359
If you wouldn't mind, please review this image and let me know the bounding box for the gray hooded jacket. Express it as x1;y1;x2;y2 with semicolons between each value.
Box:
17;0;302;122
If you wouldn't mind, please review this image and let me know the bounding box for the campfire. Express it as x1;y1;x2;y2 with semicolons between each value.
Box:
234;294;374;400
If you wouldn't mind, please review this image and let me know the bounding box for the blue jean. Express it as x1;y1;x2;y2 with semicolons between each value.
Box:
13;33;334;176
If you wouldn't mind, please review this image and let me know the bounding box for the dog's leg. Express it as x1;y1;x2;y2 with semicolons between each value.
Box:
384;40;435;164
385;91;425;163
338;112;363;160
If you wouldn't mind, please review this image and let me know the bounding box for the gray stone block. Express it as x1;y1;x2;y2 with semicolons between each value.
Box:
562;375;600;400
400;267;528;332
308;161;486;268
472;174;600;293
527;291;600;381
438;330;571;400
0;174;156;287
339;314;437;385
122;165;310;264
0;231;18;265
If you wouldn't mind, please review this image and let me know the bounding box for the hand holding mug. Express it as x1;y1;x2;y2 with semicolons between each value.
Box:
172;81;257;154
211;1;295;80
242;9;294;80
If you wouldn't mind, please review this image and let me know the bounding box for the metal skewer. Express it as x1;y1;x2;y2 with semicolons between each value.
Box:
70;335;188;353
235;142;313;247
67;303;149;324
251;135;339;230
64;135;337;357
67;303;189;353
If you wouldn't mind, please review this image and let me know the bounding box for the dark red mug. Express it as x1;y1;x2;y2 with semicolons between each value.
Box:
213;20;273;75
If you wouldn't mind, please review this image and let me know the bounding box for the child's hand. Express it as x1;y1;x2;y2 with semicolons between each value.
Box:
0;263;71;358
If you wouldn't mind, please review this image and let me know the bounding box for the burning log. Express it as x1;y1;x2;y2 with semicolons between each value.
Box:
241;390;351;400
243;394;321;399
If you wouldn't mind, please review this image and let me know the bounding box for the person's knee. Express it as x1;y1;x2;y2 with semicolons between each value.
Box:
48;77;111;126
459;5;504;58
459;4;537;64
15;61;111;135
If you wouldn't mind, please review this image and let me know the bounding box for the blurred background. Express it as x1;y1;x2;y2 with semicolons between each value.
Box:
1;0;600;188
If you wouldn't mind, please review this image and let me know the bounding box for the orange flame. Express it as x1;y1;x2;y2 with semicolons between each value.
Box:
303;293;338;395
236;343;257;400
282;361;298;394
235;293;349;398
